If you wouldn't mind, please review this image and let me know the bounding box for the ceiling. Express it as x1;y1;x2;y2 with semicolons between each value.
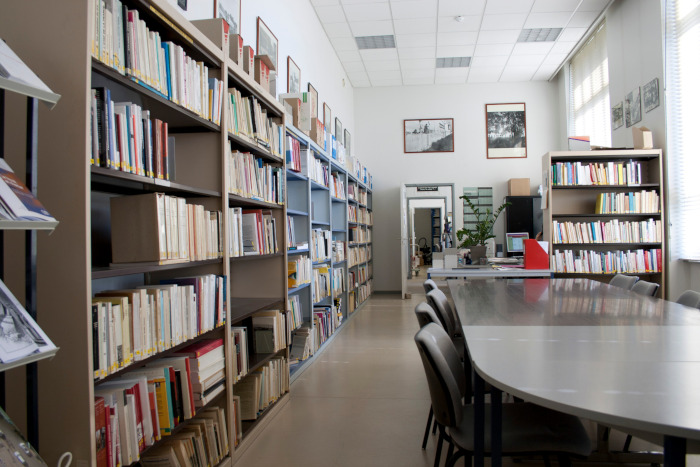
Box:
309;0;612;87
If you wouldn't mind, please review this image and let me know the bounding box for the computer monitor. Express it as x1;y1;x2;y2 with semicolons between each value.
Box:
506;232;529;254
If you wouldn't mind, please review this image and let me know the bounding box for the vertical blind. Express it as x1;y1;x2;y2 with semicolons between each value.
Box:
667;0;700;260
569;22;611;147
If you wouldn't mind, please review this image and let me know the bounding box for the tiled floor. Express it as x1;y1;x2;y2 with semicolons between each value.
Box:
235;268;685;467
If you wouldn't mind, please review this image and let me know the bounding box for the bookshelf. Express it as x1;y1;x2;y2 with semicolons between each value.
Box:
347;173;373;314
542;149;666;297
1;1;288;464
431;208;441;253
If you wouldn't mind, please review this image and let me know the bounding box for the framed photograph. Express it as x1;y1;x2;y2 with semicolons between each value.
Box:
485;103;526;159
612;102;624;130
625;87;642;127
256;17;278;72
308;83;318;120
335;117;343;144
323;103;332;133
404;118;454;153
344;129;351;157
287;56;300;93
215;0;240;35
643;78;660;113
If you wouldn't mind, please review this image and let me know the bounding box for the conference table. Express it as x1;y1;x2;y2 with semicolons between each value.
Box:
426;266;551;279
448;277;700;467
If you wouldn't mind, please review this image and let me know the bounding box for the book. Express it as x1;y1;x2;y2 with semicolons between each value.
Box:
0;158;58;227
0;278;58;370
95;397;108;467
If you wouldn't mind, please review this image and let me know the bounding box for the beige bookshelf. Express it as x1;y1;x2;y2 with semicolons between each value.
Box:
542;149;666;297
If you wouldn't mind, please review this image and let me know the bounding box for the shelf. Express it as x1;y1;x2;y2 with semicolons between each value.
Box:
287;248;310;255
288;282;311;294
310;179;330;191
313;297;331;306
332;229;347;233
553;243;662;248
553;213;661;218
312;220;331;226
0;219;58;231
552;183;660;190
553;271;662;277
348;198;358;205
286;209;309;216
286;169;308;181
548;149;662;161
333;260;347;266
230;252;284;263
91;166;221;197
240;389;288;436
228;131;284;164
92;258;224;279
230;297;286;322
313;259;331;265
247;349;287;375
331;196;347;203
228;193;284;209
330;159;346;173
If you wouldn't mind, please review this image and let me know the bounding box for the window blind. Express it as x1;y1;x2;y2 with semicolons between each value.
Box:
666;0;700;260
569;22;611;147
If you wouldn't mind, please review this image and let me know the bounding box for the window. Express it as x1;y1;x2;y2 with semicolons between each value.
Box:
667;0;700;260
462;187;493;231
569;22;611;147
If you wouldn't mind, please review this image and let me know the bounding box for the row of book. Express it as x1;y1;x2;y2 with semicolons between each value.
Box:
331;173;346;200
348;184;368;205
551;219;663;244
288;256;312;288
92;274;226;379
349;154;373;189
348;205;372;224
305;151;329;187
348;245;371;267
333;241;346;263
110;193;222;265
229;149;284;205
289;327;312;364
312;266;331;303
313;304;342;349
355;280;373;307
231;356;289;420
350;265;370;288
286;136;302;173
91;88;172;179
332;268;345;295
251;310;287;354
180;339;226;408
594;190;660;214
551;160;644;186
551;248;663;274
286;215;309;251
311;228;332;262
227;88;283;157
287;295;303;333
349;226;371;244
229;207;278;257
92;1;222;122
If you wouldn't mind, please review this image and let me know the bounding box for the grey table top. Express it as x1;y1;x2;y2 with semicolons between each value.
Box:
449;278;700;441
427;267;551;278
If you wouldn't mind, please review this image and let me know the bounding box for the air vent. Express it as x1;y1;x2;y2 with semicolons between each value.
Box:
436;57;471;68
517;28;563;42
355;35;396;50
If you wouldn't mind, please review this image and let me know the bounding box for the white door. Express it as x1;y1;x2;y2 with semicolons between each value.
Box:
400;184;408;299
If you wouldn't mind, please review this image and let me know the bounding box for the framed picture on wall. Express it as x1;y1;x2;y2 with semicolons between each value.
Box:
287;56;300;93
344;129;351;157
485;103;527;159
335;117;343;144
308;83;318;120
403;118;454;153
612;102;624;130
643;78;660;113
323;103;331;133
256;17;278;71
215;0;240;35
625;87;642;127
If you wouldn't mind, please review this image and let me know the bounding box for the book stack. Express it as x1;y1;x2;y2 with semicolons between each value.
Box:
332;241;345;262
230;356;289;420
252;310;286;354
552;219;663;244
174;339;226;409
228;149;283;204
312;266;331;303
594;190;660;214
289;327;312;364
332;268;345;295
311;228;332;262
331;173;345;199
285;135;301;172
288;256;311;288
551;248;662;274
231;326;250;383
227;89;284;157
287;295;303;333
240;209;278;256
348;204;357;223
551;160;643;186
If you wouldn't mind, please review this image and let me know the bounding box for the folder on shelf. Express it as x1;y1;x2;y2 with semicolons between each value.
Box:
524;239;549;270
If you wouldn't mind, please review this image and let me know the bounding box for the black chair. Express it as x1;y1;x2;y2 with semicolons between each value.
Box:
630;280;659;297
608;274;639;290
676;290;700;309
424;278;438;294
426;288;460;339
415;323;592;467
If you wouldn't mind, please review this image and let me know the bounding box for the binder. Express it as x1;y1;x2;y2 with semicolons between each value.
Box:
524;239;549;269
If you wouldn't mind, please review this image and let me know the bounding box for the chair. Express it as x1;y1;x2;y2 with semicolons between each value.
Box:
608;274;639;290
415;323;592;467
676;290;700;309
426;288;460;339
630;280;659;297
424;278;438;294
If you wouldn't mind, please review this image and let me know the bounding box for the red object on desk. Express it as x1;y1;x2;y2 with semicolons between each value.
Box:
524;239;549;269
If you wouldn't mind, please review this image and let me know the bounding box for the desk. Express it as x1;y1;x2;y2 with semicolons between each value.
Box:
448;278;700;467
427;267;551;279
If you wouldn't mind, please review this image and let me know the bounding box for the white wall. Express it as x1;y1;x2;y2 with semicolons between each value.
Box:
356;82;560;292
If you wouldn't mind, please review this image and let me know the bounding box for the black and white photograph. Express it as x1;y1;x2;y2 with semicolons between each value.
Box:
485;103;526;159
643;78;660;113
308;83;318;120
335;117;343;144
403;118;454;153
215;0;240;35
612;101;624;130
287;56;300;93
324;103;332;134
0;278;56;367
256;17;278;71
625;87;642;127
344;129;351;157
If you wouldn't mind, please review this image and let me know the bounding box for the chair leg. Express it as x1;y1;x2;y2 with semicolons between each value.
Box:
543;454;552;467
422;406;433;449
434;430;444;467
432;418;438;434
623;434;633;452
446;440;455;462
446;449;467;467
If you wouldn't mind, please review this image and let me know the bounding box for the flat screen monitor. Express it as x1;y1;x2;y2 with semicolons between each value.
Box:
506;232;529;254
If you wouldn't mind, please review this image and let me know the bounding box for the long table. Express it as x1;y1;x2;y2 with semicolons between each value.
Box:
448;277;700;467
427;266;551;279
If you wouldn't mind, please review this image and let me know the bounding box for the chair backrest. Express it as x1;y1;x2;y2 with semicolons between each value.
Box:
423;279;438;294
630;280;659;297
415;301;441;328
426;288;458;337
608;274;639;290
676;290;700;309
414;323;465;428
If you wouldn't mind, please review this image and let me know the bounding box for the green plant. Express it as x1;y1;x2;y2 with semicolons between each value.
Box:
456;196;510;247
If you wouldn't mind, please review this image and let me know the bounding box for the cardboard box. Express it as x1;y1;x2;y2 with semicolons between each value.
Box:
633;126;653;149
309;118;324;146
230;35;244;66
568;136;591;151
508;178;530;196
242;45;255;76
280;93;311;132
254;55;273;93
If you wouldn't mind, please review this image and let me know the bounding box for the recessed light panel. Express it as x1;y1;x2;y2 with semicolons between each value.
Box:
355;35;396;50
436;56;471;68
517;28;563;42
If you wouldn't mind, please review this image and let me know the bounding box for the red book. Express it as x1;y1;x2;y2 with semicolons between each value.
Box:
95;397;107;467
175;338;224;358
125;383;145;452
656;249;662;272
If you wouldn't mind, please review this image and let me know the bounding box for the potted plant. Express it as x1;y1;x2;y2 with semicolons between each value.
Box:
456;196;509;263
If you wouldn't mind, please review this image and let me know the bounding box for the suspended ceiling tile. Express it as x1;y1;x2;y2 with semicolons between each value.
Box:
370;77;404;86
403;68;436;80
344;2;392;21
474;43;514;56
394;17;438;34
435;74;467;84
568;11;599;28
533;63;560;79
481;13;528;31
336;49;363;61
471;55;509;67
437;15;481;32
398;46;437;59
403;75;436;85
364;59;401;71
435;67;469;78
550;41;577;54
559;27;587;42
524;12;574;29
512;42;554;55
532;0;580;12
350;78;372;87
542;52;568;65
402;58;436;69
467;66;504;83
438;0;486;16
437;31;478;46
324;22;353;38
436;44;475;57
477;29;520;44
331;36;360;51
349;20;394;36
507;54;545;67
500;64;538;81
484;0;534;14
343;61;367;72
312;0;341;5
578;0;611;12
346;70;370;82
396;33;437;48
341;0;389;3
360;48;400;61
390;0;439;19
315;5;347;23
